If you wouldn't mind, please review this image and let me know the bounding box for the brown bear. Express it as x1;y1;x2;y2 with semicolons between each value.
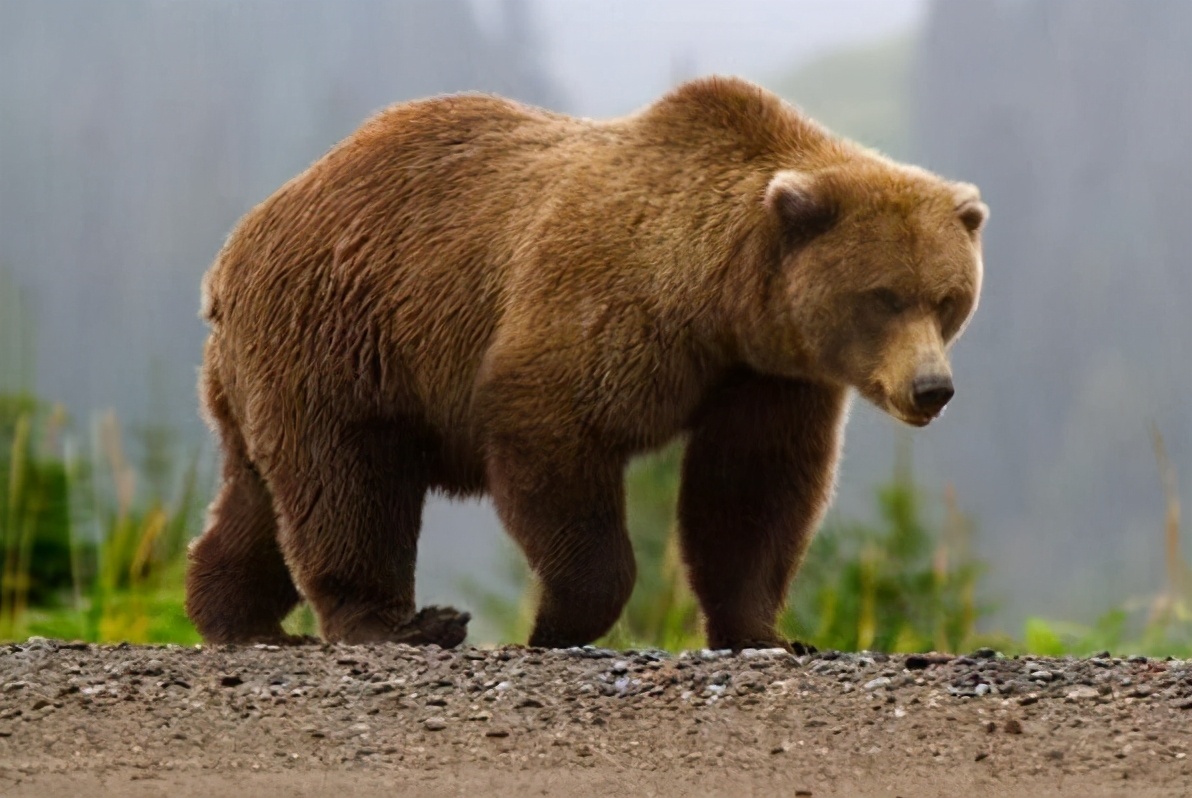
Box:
185;75;987;651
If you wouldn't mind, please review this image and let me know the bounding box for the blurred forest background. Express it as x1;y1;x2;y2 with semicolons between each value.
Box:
1;0;1190;650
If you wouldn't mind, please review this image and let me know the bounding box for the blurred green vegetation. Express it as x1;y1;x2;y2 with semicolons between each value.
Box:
0;392;205;643
780;446;986;654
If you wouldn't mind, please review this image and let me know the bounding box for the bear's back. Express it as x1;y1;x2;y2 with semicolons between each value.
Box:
204;95;594;424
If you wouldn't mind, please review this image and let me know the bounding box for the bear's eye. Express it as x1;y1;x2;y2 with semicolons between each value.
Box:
868;288;907;315
938;295;968;337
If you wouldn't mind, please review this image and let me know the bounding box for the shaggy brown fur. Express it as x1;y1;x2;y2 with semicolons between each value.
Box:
185;76;987;650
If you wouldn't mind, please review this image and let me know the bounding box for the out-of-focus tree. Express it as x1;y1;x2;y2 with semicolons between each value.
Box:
912;0;1192;624
0;0;564;439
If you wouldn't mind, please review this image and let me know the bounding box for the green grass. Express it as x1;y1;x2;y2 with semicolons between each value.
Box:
0;393;206;643
781;451;986;654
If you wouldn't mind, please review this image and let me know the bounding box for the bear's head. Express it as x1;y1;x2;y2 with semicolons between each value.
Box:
751;159;987;427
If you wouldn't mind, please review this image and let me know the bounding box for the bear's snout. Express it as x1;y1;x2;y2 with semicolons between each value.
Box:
911;372;954;417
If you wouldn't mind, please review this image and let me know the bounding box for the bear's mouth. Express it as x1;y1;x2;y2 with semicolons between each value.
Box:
863;381;934;427
895;404;946;428
872;392;942;427
859;382;945;428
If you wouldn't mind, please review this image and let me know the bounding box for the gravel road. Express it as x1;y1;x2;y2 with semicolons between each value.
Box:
2;638;1191;797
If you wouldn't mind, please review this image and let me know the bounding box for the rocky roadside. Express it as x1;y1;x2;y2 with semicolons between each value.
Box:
1;638;1191;797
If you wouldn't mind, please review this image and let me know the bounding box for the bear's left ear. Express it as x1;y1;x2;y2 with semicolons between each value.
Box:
952;182;988;234
764;170;837;250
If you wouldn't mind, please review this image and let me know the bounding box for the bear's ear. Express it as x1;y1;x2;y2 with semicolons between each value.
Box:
953;182;988;234
764;170;837;251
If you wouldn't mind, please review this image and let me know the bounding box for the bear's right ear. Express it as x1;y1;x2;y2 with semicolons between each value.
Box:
764;170;837;251
952;182;989;235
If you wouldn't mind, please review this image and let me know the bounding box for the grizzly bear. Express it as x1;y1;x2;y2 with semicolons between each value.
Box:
185;75;987;651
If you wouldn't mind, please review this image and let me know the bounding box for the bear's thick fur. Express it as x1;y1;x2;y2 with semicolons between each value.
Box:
185;76;986;650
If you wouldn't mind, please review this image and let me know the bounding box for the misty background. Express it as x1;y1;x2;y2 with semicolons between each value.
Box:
1;0;1189;638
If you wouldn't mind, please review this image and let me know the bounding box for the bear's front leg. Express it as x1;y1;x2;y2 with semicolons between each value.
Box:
678;375;848;651
487;442;636;648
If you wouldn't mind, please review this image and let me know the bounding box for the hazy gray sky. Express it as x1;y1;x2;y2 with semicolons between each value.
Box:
501;0;927;116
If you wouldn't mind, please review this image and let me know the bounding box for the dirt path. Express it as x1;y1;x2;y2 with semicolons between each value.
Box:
2;638;1190;797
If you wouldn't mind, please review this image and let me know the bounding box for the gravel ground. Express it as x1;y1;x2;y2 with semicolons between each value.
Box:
2;638;1192;797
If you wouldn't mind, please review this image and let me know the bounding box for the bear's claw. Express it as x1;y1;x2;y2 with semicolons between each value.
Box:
387;605;471;649
788;639;818;656
721;638;819;655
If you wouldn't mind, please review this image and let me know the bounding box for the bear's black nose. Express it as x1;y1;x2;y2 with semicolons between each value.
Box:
912;375;954;414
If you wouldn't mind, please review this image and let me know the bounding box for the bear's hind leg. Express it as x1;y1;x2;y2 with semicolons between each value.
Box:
186;448;301;645
269;419;466;647
487;447;636;648
678;376;847;651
